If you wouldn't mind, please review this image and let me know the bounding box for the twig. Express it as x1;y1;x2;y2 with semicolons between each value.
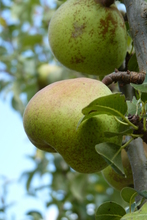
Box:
102;69;145;86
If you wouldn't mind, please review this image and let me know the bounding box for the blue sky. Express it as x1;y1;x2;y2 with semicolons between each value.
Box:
0;94;58;219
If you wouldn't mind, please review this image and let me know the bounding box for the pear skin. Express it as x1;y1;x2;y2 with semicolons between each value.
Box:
48;0;127;76
23;78;122;173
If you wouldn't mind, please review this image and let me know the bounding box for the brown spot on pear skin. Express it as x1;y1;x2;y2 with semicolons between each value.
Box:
100;13;117;38
48;0;127;76
72;22;86;38
71;54;86;64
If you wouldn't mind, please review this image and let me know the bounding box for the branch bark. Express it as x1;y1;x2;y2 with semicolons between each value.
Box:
126;137;147;204
102;70;145;86
124;0;147;73
123;0;147;205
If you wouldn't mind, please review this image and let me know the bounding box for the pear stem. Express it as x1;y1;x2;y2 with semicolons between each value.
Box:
95;0;115;7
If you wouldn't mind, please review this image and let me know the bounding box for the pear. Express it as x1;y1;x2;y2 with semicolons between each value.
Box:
37;64;63;89
23;78;122;173
102;142;147;190
48;0;127;77
102;149;134;190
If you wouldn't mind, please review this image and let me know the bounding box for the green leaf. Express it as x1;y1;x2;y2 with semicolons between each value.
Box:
126;96;142;116
104;128;133;138
95;201;126;220
0;46;7;55
128;53;139;72
20;170;36;191
29;0;40;5
80;93;127;124
131;82;147;93
70;174;87;201
141;93;147;102
82;93;127;115
127;34;133;53
121;188;147;209
0;80;11;92
20;34;43;48
95;143;125;176
26;171;36;191
121;187;138;204
26;210;43;220
121;202;147;220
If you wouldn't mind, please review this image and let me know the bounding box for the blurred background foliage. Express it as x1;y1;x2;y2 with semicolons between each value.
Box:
0;0;135;219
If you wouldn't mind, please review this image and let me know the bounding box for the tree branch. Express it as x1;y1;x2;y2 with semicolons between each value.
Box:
122;0;147;206
124;0;147;73
102;69;145;86
126;137;147;204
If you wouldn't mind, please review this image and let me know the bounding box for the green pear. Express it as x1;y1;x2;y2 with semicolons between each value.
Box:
23;77;122;173
37;64;62;89
102;149;134;190
102;142;147;190
48;0;127;77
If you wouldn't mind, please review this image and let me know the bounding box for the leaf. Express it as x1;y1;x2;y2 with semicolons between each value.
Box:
0;17;7;27
104;128;133;138
126;96;142;116
80;93;127;124
95;143;125;176
0;80;11;92
20;170;36;191
26;210;43;220
29;0;40;5
128;54;139;72
20;34;43;48
127;34;133;53
141;93;147;102
70;174;87;201
0;46;7;55
82;93;127;115
95;201;126;220
131;82;147;93
11;96;25;115
121;188;147;211
121;187;138;204
121;202;147;220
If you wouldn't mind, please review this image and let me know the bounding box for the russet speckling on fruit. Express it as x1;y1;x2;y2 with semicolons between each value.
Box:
23;77;123;173
48;0;127;76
